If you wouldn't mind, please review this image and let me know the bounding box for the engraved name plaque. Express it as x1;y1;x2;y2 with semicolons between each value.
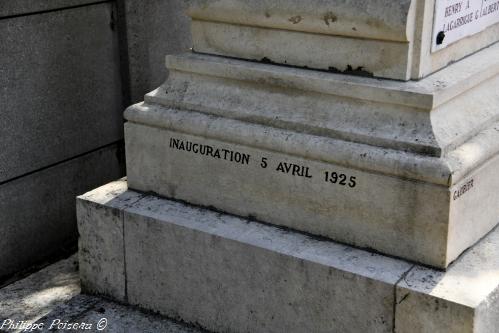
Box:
432;0;499;52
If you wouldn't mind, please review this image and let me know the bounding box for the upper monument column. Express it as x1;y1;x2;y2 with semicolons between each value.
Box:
188;0;499;80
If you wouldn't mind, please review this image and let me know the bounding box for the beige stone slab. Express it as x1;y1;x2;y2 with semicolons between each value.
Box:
124;116;499;268
124;19;499;269
123;186;412;333
448;154;499;264
150;47;499;159
187;0;414;42
77;179;144;302
76;179;499;332
187;0;499;80
164;44;499;110
191;20;412;80
125;103;450;185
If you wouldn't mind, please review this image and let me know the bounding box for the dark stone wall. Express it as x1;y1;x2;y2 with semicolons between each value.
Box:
0;0;191;281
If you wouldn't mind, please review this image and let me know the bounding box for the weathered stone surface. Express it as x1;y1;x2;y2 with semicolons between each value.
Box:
121;0;192;103
191;20;412;80
0;144;123;281
124;44;499;268
187;0;499;80
125;122;450;268
77;179;143;302
0;3;123;183
77;179;499;333
188;0;413;41
121;184;413;333
147;44;499;163
396;226;499;333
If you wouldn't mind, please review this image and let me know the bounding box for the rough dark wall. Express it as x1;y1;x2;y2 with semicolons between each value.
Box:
119;0;192;103
0;0;191;281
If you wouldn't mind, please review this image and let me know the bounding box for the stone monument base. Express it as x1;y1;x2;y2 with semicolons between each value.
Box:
124;43;499;269
77;179;499;333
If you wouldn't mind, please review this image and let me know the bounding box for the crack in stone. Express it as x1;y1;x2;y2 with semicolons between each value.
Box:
392;265;415;333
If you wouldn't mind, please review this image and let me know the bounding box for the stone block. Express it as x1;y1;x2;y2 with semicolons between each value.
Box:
190;20;411;80
0;144;123;281
77;179;499;333
187;0;499;80
0;2;123;183
124;44;499;268
78;180;411;332
77;179;143;302
124;193;410;333
396;226;499;333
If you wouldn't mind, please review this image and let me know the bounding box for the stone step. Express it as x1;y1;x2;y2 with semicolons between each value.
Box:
77;179;499;333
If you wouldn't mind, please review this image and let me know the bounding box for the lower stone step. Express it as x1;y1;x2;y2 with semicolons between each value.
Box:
77;179;499;333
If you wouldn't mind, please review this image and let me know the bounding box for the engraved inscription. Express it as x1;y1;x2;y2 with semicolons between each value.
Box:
276;162;313;178
432;0;499;51
324;171;357;188
168;137;359;189
453;178;474;200
169;138;251;165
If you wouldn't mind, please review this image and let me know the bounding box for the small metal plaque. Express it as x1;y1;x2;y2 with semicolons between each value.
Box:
432;0;499;52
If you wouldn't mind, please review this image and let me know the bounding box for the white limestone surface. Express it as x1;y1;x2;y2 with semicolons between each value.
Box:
124;45;499;268
187;0;414;41
77;179;499;333
125;121;452;268
187;0;499;80
77;178;145;302
153;46;499;160
396;227;499;333
78;180;412;333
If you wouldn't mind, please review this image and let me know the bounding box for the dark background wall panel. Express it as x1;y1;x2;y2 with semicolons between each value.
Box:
0;0;103;18
0;0;192;281
122;0;192;103
0;2;123;183
0;144;124;281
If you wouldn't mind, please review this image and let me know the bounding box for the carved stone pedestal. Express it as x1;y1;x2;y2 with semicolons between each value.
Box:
77;180;499;333
78;0;499;330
